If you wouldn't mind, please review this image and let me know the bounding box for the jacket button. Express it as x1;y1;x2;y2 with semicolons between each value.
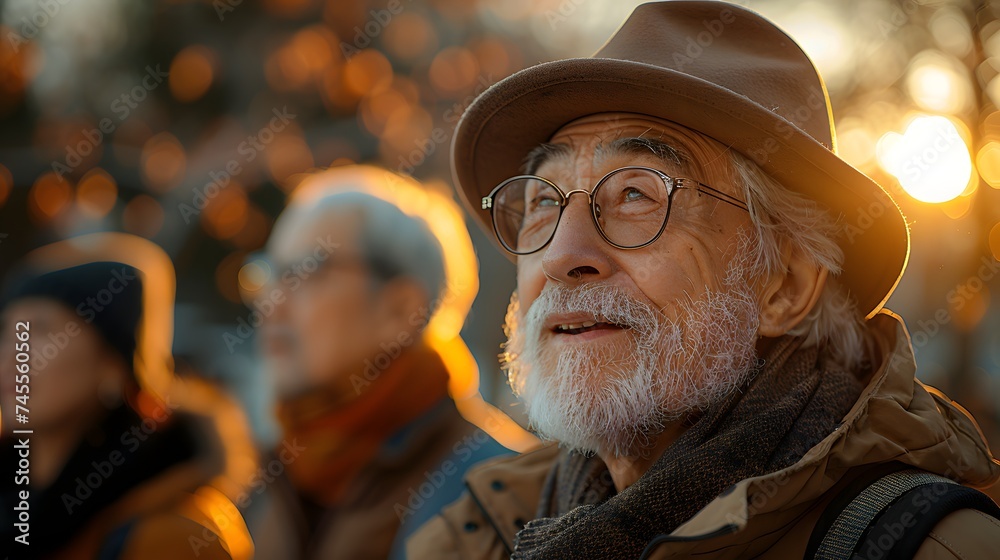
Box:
464;521;479;532
490;480;505;491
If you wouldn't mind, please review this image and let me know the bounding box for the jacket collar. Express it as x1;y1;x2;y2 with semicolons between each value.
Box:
466;444;561;553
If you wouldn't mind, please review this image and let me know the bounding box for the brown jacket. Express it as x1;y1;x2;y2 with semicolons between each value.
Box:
407;311;1000;559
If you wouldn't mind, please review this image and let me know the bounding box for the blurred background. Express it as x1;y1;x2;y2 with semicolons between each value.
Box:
0;0;998;451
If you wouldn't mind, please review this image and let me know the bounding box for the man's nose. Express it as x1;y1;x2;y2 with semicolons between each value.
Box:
540;191;613;284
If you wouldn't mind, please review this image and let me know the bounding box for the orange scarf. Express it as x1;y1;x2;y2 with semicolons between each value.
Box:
275;341;451;505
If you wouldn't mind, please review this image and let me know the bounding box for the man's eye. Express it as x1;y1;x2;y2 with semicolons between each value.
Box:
531;195;560;207
624;187;648;202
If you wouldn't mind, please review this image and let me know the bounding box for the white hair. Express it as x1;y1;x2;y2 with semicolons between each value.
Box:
729;150;872;372
277;191;446;315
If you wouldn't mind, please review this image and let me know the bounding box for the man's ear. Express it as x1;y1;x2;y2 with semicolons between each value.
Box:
374;278;430;341
757;243;828;337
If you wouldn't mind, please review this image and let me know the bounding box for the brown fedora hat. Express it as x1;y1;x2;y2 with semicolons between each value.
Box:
451;0;909;320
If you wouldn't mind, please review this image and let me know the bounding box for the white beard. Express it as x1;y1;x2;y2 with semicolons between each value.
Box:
502;263;760;457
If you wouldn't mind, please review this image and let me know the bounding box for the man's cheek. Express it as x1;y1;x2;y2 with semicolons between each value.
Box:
516;256;545;297
515;274;543;317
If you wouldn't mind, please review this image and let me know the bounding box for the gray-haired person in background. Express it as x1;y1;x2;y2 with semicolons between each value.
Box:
245;165;511;559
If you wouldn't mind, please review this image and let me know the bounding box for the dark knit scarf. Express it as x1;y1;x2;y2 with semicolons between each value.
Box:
512;335;865;559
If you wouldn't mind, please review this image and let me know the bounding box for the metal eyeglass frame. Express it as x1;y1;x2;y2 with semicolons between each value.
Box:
481;165;750;255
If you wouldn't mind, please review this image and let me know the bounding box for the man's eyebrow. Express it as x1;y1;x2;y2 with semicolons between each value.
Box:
599;137;686;169
521;142;571;174
521;137;688;175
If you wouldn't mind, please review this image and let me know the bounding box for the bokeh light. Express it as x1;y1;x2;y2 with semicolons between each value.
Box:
265;26;339;93
929;7;973;58
990;221;1000;262
169;45;216;103
382;13;437;61
471;37;518;79
238;256;271;296
905;50;973;115
978;141;1000;188
28;172;72;222
359;85;413;136
76;168;118;218
835;119;878;169
342;49;393;98
777;2;853;87
429;47;480;96
141;132;187;193
0;24;39;118
202;187;249;240
876;115;973;203
984;21;1000;58
939;192;973;220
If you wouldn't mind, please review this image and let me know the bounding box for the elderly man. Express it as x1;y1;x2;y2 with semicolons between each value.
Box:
409;2;1000;559
246;166;511;559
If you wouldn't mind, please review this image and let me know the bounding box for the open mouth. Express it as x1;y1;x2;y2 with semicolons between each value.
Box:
551;320;631;335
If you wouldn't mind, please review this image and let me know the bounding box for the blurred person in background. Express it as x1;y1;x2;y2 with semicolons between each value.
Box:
410;2;1000;559
246;165;512;559
0;242;254;559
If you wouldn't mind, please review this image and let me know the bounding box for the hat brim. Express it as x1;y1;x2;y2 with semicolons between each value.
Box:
452;58;909;320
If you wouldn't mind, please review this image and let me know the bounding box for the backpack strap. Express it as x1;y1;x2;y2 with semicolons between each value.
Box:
806;464;1000;560
856;482;1000;560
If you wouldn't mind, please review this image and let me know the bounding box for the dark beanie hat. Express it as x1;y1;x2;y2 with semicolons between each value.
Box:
1;261;144;374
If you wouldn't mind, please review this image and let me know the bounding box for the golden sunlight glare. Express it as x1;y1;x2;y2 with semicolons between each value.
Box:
905;50;971;114
876;115;973;203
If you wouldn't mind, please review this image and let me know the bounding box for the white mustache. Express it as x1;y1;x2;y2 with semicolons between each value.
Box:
523;283;663;341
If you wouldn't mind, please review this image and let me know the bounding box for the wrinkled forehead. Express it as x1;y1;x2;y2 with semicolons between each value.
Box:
526;112;732;179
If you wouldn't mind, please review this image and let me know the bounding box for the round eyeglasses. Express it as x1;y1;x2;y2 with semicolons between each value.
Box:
481;166;749;255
